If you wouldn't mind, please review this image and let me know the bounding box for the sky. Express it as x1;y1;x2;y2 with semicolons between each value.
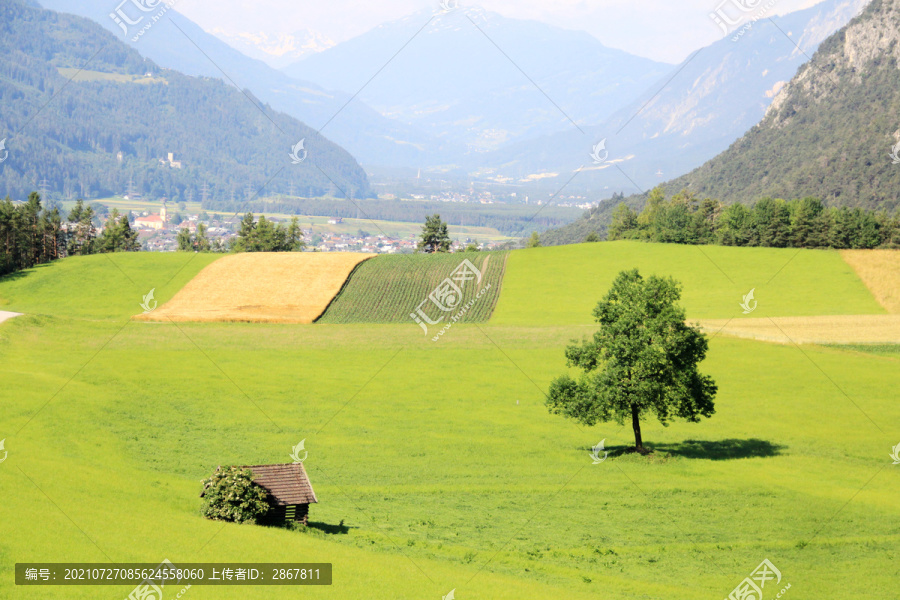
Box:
175;0;827;63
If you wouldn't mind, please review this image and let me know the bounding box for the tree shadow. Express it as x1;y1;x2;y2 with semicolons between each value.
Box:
586;438;785;460
306;520;354;535
648;438;786;460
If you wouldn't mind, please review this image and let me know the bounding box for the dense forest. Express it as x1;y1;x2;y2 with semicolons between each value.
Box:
0;0;372;203
604;188;900;249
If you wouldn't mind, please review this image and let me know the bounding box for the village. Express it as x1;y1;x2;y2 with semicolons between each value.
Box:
126;200;504;253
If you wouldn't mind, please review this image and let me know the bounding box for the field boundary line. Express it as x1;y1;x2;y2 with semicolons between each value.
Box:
313;255;378;323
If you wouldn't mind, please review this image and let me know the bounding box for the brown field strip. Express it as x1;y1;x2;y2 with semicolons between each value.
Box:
697;315;900;344
135;252;375;323
841;249;900;313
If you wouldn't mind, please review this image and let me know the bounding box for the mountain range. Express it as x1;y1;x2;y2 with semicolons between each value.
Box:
541;0;900;244
283;7;671;155
36;0;869;188
474;0;870;193
0;0;371;202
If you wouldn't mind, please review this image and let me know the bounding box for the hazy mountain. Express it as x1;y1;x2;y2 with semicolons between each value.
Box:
478;0;870;194
283;7;671;154
37;0;447;168
211;28;335;69
0;0;371;201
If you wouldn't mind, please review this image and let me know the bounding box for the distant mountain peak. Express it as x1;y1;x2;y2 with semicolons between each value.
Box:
209;28;336;68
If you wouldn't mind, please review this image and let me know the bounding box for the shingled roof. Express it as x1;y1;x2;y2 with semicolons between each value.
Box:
243;463;318;506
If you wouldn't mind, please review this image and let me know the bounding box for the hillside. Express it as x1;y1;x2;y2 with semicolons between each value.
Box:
1;246;897;598
38;0;443;169
476;0;868;192
0;0;372;201
541;0;900;244
667;0;900;209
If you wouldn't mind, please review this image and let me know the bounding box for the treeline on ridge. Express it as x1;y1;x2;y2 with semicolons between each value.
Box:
606;187;900;249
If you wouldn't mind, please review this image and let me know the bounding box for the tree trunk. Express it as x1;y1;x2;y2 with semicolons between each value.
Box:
631;403;643;450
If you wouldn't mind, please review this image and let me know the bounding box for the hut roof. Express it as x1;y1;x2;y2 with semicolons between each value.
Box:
243;463;318;505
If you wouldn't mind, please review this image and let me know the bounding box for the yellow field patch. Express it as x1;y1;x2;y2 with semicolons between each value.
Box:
840;249;900;313
698;315;900;344
136;252;374;323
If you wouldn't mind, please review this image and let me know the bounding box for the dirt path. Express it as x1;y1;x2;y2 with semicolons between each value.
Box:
0;311;23;324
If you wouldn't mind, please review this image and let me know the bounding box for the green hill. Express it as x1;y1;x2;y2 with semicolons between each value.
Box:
0;246;897;598
0;0;371;202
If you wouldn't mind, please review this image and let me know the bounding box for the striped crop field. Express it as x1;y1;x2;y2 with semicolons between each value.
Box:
317;251;508;324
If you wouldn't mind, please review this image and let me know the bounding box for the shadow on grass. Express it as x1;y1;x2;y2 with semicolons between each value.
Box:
306;520;354;535
593;438;786;461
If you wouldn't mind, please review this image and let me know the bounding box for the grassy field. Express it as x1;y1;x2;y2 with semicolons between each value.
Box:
492;241;886;324
0;244;897;599
318;252;507;325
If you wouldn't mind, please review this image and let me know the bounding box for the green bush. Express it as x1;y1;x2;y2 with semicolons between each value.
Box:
200;467;270;524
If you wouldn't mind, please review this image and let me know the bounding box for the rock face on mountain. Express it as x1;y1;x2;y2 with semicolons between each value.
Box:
673;0;900;210
541;0;900;245
479;0;870;193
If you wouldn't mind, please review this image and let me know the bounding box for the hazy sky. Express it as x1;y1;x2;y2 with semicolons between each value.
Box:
175;0;827;63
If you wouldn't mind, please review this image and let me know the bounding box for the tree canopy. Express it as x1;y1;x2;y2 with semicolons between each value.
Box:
546;269;716;450
417;214;451;253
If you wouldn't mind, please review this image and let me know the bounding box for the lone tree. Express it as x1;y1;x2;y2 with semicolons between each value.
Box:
546;269;716;451
418;214;451;253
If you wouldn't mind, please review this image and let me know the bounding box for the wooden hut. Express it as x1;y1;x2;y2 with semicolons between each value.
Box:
245;463;318;525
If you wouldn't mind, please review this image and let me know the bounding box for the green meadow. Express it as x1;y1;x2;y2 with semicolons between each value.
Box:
0;243;897;599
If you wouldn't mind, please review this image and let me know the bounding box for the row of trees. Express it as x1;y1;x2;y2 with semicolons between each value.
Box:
608;187;900;249
178;213;305;253
0;194;139;276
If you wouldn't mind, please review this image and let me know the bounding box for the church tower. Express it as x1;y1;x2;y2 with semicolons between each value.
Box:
160;199;168;223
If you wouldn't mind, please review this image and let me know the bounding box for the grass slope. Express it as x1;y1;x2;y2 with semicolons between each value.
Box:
318;252;507;324
0;253;220;320
0;248;897;599
491;241;885;325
